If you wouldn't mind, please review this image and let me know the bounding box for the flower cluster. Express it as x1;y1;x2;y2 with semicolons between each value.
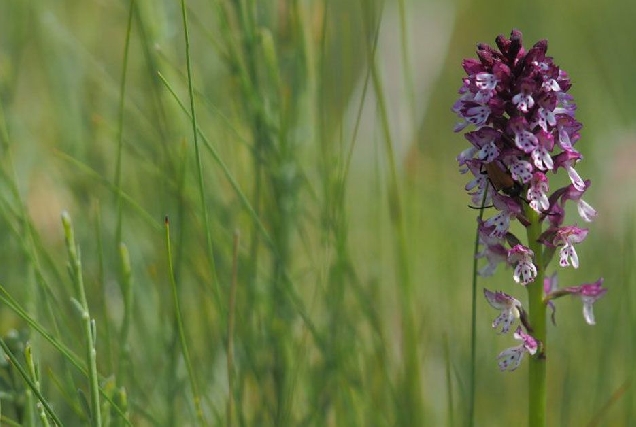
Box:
454;30;606;371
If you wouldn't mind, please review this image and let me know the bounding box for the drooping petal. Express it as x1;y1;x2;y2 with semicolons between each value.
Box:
582;299;597;325
577;199;597;223
559;244;578;268
497;345;526;371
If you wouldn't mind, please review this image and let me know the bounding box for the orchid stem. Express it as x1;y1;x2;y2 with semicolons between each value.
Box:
525;206;547;427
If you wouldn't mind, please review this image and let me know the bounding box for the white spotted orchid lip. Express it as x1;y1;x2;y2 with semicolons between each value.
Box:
497;327;538;371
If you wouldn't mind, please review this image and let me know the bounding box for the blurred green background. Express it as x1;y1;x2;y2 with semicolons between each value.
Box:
0;0;633;425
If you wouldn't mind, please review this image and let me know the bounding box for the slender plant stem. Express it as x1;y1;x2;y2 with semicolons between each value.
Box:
0;340;61;426
164;217;204;425
114;0;134;250
178;0;219;299
61;212;102;427
226;230;239;427
25;344;51;427
469;189;489;426
155;73;274;250
0;284;132;426
117;243;133;384
525;206;547;427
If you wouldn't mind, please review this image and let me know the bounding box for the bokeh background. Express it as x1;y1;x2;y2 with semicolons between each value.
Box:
0;0;633;425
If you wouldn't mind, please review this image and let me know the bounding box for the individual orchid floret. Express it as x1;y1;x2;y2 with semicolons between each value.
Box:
527;172;549;213
475;219;508;275
505;156;534;185
474;72;499;102
476;240;508;276
512;79;536;113
508;117;538;154
539;225;589;268
544;276;607;325
532;93;558;131
484;289;522;334
483;212;511;240
554;114;582;150
555;226;588;268
463;160;491;206
497;326;538;371
452;100;491;132
465;127;501;163
571;279;607;325
457;127;502;167
508;244;537;285
530;130;555;171
553;149;585;191
557;180;597;223
562;278;607;325
484;192;526;238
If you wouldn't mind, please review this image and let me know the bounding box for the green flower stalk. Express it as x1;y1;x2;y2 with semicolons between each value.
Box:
453;30;606;426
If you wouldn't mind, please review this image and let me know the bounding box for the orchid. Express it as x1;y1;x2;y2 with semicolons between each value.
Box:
454;29;605;426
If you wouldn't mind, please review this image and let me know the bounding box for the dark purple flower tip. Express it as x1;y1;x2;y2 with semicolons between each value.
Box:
476;43;499;66
462;58;484;76
524;40;548;66
496;30;524;63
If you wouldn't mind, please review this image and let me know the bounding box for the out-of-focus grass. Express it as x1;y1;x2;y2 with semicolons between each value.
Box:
0;0;633;425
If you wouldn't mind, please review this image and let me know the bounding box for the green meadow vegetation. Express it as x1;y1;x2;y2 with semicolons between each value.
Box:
0;0;633;425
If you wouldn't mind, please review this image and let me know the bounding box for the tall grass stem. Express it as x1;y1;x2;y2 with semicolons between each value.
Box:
0;340;61;426
178;0;219;300
226;230;239;427
164;216;204;425
61;212;102;427
114;0;134;250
